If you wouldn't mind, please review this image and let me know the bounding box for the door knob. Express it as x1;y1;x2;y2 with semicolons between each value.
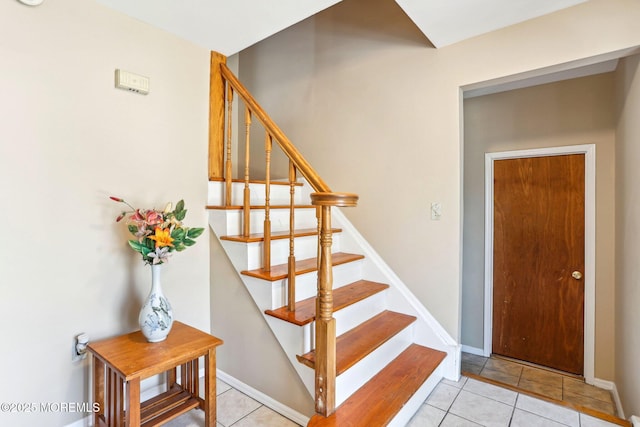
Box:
572;271;583;280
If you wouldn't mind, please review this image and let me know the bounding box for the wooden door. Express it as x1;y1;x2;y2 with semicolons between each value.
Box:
492;154;585;375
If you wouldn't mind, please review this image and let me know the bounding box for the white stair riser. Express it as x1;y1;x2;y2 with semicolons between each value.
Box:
218;234;341;271
238;261;365;311
210;208;318;236
244;234;342;270
218;239;252;272
271;261;365;309
333;292;388;337
208;181;304;206
335;326;414;407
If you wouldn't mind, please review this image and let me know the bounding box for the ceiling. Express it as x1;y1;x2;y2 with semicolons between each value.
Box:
94;0;588;56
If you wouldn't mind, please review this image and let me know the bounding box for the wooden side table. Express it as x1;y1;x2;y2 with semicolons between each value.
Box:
87;321;223;427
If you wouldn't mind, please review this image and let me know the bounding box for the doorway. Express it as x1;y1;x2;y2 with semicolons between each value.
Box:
484;145;595;379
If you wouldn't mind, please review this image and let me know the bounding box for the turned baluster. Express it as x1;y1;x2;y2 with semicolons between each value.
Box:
288;161;297;312
263;133;272;273
225;85;234;206
243;107;252;237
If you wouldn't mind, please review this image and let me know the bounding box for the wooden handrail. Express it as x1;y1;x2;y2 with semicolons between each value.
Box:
220;64;331;194
210;53;359;418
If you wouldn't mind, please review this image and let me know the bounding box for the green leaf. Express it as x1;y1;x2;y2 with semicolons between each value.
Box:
187;227;204;239
175;209;187;221
174;243;186;251
175;199;185;213
171;228;186;240
128;240;145;253
128;225;138;234
183;238;196;246
145;238;156;251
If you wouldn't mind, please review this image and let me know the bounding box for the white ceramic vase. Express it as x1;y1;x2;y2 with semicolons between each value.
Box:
139;264;174;342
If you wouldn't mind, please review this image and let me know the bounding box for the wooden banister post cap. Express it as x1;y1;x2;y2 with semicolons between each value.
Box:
311;192;359;207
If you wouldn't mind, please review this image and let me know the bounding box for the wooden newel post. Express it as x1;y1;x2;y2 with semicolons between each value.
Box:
208;51;226;180
315;204;336;415
310;192;358;417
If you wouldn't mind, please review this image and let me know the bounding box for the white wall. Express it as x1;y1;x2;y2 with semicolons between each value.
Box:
0;1;210;426
615;54;640;418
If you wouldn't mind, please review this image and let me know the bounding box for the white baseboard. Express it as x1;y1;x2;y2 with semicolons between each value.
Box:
589;378;625;420
217;369;310;426
630;415;640;426
461;345;485;356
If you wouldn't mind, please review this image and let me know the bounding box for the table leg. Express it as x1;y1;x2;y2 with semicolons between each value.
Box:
93;357;104;427
204;349;216;426
125;378;141;427
167;367;177;391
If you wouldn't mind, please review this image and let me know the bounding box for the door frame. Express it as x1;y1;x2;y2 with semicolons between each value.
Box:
483;144;595;381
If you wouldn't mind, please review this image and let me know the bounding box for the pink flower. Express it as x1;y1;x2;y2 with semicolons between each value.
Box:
130;209;145;222
145;210;164;226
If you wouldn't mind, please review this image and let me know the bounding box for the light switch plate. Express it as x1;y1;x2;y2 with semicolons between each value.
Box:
431;202;442;220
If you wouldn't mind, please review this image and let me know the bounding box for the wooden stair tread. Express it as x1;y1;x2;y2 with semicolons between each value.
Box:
206;204;314;210
297;310;416;375
241;252;364;281
307;344;447;427
221;227;342;243
265;280;390;326
209;177;303;186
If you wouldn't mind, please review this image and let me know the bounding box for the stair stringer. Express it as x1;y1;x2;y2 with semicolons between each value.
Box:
297;178;461;380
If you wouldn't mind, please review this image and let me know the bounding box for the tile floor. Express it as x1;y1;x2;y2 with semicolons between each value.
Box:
164;374;625;427
407;376;624;427
164;378;301;427
461;352;618;417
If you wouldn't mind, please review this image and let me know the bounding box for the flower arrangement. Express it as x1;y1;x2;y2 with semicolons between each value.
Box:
110;197;204;265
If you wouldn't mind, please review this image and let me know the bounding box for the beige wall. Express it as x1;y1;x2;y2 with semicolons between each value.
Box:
209;234;315;415
463;73;616;380
615;54;640;417
238;0;640;341
0;1;210;426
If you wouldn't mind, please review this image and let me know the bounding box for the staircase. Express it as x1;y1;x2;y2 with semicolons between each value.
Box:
207;178;456;425
206;52;459;425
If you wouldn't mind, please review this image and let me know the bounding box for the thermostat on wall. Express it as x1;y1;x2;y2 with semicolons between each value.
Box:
115;69;150;95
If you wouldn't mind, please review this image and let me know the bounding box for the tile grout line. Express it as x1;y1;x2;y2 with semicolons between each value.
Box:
228;403;267;427
464;353;619;419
